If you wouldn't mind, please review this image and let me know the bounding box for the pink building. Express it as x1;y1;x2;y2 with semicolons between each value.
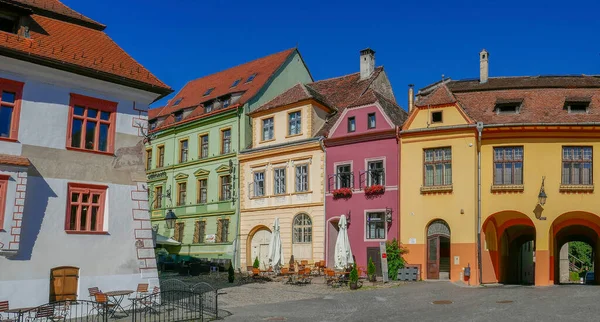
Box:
320;49;408;274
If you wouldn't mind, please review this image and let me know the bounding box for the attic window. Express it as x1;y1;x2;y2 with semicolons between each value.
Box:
0;13;18;34
431;111;443;123
203;88;214;96
222;97;231;108
495;104;520;114
231;79;241;88
149;119;157;130
204;102;213;113
245;73;257;83
174;111;183;122
173;98;183;106
564;98;590;114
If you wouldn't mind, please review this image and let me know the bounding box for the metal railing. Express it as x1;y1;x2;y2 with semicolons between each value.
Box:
14;300;110;322
131;290;203;322
328;172;354;192
160;279;220;319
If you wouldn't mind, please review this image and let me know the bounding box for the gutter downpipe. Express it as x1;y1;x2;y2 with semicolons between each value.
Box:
476;122;484;285
234;105;242;270
319;137;326;266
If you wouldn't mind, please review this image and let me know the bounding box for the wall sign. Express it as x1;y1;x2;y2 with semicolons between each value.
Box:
409;238;417;244
205;234;216;243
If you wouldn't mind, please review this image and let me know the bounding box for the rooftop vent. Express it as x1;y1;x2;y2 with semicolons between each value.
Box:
245;73;257;83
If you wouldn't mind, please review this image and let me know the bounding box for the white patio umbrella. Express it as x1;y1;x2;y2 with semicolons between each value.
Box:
268;218;284;272
334;214;354;269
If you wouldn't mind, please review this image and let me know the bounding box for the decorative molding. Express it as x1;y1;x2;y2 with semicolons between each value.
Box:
490;184;524;192
174;173;189;180
420;185;453;194
193;168;210;178
559;184;594;192
215;164;231;174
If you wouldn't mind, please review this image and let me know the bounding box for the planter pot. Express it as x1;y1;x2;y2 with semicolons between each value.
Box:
349;282;359;290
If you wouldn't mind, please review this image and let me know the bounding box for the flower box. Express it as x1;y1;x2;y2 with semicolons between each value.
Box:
332;188;353;199
364;184;385;196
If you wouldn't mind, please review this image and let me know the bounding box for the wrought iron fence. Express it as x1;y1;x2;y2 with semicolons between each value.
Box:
131;290;203;322
160;279;220;319
14;300;110;322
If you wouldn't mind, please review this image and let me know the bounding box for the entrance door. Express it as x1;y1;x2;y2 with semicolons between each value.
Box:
50;267;79;302
250;229;272;270
366;247;382;276
427;236;440;279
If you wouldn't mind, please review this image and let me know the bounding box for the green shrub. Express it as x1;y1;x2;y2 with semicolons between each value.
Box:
570;271;580;281
349;265;359;284
253;257;260;269
228;263;235;283
367;257;376;280
386;238;408;281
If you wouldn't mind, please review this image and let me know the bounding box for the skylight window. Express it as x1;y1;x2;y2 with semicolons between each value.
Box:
173;98;183;106
564;99;590;114
245;73;257;83
495;104;520;114
231;79;241;88
203;88;215;96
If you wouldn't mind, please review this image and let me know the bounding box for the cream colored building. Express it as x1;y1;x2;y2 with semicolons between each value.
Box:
239;84;333;269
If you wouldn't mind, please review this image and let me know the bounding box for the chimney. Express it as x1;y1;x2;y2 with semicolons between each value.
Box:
360;48;375;80
479;49;489;84
408;84;414;112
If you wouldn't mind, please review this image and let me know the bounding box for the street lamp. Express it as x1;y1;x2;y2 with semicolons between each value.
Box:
165;209;177;229
538;176;547;206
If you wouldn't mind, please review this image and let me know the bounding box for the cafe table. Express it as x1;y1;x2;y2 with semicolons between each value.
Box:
104;290;134;317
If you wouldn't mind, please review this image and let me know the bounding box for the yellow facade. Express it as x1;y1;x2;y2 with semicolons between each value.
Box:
239;100;328;269
401;101;600;286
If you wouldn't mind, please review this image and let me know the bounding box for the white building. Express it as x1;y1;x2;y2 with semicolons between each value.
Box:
0;0;172;307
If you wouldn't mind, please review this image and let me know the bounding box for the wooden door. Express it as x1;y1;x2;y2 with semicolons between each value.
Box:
427;236;440;279
50;267;79;302
251;229;271;270
366;247;382;276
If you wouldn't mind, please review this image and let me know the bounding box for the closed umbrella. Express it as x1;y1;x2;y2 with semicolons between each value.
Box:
268;218;284;273
334;215;354;269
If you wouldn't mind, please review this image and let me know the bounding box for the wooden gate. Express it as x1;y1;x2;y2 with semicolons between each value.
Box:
49;267;79;302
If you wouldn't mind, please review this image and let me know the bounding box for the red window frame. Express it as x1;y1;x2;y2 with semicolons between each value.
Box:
65;183;108;234
66;94;117;155
0;78;25;142
0;175;8;229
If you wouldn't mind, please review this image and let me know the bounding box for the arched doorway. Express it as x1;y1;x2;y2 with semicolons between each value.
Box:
482;212;536;285
427;220;451;280
248;226;271;270
551;212;600;285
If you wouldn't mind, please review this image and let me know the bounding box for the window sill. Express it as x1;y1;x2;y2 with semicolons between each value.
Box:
65;230;109;235
260;138;275;143
559;184;594;192
292;190;312;195
285;133;303;139
0;137;18;143
66;147;114;156
490;184;524;192
420;185;453;194
250;195;267;200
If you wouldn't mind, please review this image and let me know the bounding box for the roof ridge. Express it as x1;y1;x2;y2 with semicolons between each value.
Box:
11;0;106;29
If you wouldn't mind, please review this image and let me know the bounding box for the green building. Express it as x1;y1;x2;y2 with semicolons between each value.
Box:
146;48;312;267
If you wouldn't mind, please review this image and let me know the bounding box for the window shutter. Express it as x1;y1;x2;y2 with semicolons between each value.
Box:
193;221;200;243
216;219;223;243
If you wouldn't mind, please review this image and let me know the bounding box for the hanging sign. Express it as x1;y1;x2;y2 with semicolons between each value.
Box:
379;242;389;283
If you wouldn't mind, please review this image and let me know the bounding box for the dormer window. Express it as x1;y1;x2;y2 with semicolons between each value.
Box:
222;97;231;108
245;73;257;83
494;98;523;114
431;111;443;123
204;102;213;113
174;111;183;122
0;12;18;34
149;119;157;130
564;97;590;114
173;97;183;106
231;79;241;88
203;88;214;96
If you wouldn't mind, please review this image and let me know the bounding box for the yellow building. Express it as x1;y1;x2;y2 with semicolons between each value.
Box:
401;50;600;286
238;84;333;269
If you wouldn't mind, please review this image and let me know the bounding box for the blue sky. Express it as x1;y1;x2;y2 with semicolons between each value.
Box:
64;0;600;110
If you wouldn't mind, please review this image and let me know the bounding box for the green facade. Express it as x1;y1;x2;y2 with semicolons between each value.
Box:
147;50;312;267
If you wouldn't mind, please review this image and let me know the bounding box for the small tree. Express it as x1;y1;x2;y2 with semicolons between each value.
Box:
228;263;235;283
253;257;260;269
349;264;359;289
386;238;408;280
367;257;377;282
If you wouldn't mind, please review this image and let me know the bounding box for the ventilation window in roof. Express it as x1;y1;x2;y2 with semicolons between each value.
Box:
174;111;183;122
173;98;183;106
564;97;590;114
203;88;215;96
245;73;257;83
494;98;523;115
231;79;241;88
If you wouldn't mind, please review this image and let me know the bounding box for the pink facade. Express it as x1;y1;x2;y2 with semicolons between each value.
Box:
325;103;400;273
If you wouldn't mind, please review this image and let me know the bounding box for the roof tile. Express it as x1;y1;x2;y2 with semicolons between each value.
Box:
0;153;30;166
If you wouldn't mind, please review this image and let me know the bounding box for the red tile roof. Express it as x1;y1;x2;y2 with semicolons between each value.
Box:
0;1;171;95
149;48;297;131
250;83;334;115
416;76;600;125
415;83;456;107
11;0;104;29
0;153;30;166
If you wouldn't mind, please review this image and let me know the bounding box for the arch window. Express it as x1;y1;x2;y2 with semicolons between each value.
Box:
293;214;312;243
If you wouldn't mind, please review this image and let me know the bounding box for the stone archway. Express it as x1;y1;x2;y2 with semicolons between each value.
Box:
246;225;271;270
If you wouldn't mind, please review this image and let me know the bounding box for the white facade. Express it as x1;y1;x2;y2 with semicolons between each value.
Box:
0;56;160;307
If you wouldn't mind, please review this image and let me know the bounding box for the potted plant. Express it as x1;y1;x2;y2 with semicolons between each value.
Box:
332;188;353;199
349;265;359;290
364;184;385;196
367;257;377;282
252;257;260;276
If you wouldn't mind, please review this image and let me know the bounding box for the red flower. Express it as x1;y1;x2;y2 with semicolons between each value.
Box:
332;188;353;199
364;184;385;195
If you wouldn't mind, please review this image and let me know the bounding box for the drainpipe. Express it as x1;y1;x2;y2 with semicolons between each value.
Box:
319;137;326;264
233;105;243;270
396;126;401;243
476;122;484;285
